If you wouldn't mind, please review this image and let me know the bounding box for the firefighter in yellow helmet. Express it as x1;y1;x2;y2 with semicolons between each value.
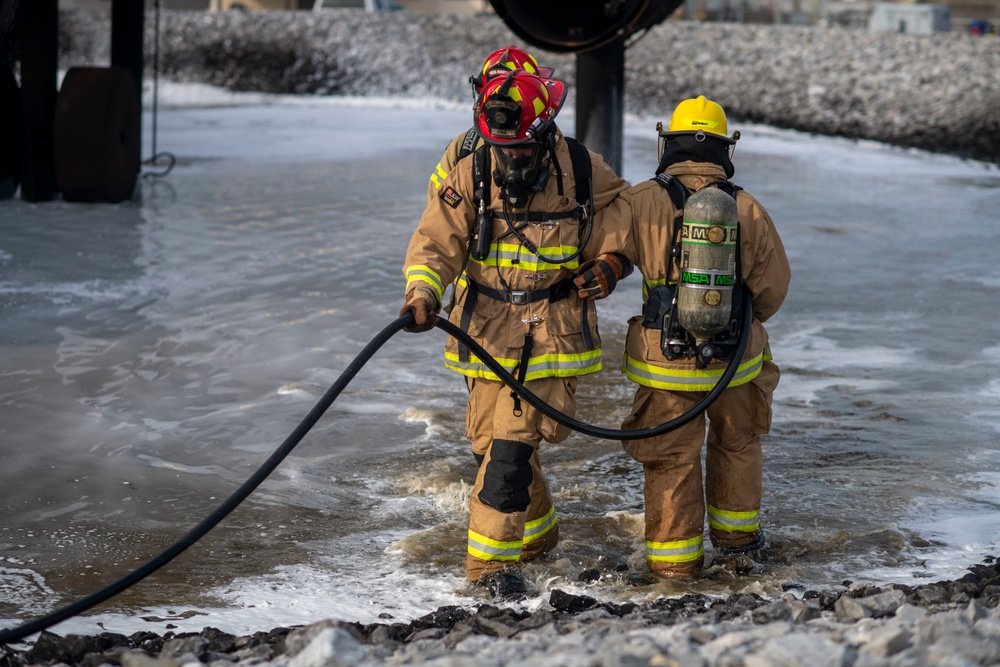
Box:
401;70;634;598
617;95;791;578
425;47;554;206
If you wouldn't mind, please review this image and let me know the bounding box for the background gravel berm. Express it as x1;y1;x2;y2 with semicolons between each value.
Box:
57;7;1000;163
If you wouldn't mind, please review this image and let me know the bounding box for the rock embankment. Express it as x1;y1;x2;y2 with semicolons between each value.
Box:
56;8;1000;163
6;559;1000;666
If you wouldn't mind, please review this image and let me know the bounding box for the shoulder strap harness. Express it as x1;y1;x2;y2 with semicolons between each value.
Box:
458;138;596;398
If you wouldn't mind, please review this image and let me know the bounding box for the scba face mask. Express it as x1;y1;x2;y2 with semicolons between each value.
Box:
492;142;549;208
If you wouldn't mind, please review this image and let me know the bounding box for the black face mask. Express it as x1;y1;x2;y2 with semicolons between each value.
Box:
493;147;549;208
656;134;736;179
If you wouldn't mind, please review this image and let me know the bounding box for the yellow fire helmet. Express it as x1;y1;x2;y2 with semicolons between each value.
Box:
665;95;736;143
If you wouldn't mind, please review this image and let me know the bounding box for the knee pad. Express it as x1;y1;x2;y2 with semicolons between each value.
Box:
479;439;534;513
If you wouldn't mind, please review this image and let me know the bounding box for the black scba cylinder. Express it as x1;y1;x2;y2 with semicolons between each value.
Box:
487;0;684;53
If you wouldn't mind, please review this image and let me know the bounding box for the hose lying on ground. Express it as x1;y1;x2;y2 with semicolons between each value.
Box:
0;296;750;645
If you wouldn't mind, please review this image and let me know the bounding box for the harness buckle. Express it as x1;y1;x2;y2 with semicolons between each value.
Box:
509;290;528;305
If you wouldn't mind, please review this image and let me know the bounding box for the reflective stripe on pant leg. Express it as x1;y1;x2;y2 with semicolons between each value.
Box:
523;505;556;547
467;529;522;562
707;505;760;533
648;535;704;564
704;380;763;544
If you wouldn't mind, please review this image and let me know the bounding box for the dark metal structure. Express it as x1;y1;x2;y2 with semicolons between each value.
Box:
1;0;682;202
487;0;683;173
2;0;144;203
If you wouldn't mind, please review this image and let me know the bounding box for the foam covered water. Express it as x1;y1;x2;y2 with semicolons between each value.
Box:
2;86;999;641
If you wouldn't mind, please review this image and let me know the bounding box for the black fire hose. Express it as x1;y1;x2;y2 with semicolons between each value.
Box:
0;294;750;645
0;316;409;646
436;290;752;440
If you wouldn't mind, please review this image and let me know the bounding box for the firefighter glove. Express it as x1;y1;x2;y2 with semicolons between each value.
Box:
573;253;633;300
401;285;439;333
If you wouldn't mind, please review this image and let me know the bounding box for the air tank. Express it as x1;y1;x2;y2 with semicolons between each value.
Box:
676;187;738;344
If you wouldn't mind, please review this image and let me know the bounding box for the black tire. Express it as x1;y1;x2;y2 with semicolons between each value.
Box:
53;66;141;203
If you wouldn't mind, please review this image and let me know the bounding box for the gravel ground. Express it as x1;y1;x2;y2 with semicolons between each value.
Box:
6;559;1000;667
55;7;1000;163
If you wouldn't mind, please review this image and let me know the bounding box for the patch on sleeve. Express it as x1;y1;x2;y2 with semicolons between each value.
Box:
440;186;463;208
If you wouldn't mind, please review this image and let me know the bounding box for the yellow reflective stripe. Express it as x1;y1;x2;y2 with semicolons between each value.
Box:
642;277;671;299
429;163;448;191
523;506;557;544
708;505;759;532
523;350;601;380
405;265;445;301
622;351;763;391
468;529;522;562
470;243;580;271
445;349;602;380
647;535;704;563
445;350;519;377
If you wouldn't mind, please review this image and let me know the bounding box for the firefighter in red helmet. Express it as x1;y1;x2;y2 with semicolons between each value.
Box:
426;47;555;206
402;70;633;598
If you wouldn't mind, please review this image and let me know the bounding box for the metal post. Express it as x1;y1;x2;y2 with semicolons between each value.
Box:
111;0;144;100
19;0;58;202
111;0;144;194
575;39;625;175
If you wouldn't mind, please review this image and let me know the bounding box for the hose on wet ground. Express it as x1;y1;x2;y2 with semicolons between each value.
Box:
0;296;750;645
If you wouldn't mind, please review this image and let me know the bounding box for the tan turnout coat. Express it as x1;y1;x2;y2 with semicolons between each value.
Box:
404;129;632;381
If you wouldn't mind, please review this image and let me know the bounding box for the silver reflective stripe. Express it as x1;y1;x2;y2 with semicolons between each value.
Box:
525;353;601;376
646;535;703;563
524;507;557;543
708;505;759;532
622;352;763;390
467;531;522;561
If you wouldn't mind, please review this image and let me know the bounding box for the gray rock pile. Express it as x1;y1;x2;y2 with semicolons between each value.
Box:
56;8;999;163
6;559;1000;666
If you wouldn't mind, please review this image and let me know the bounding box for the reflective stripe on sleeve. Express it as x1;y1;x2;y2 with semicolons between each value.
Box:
468;529;522;562
429;163;448;191
647;535;704;563
708;505;760;533
405;265;445;302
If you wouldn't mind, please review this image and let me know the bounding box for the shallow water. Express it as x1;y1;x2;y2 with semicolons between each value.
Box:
2;89;999;640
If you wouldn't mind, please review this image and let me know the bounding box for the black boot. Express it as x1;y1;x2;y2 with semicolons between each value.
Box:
710;530;767;574
474;569;528;600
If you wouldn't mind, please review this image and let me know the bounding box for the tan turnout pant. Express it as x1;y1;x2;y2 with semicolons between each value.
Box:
464;376;577;581
621;360;778;577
